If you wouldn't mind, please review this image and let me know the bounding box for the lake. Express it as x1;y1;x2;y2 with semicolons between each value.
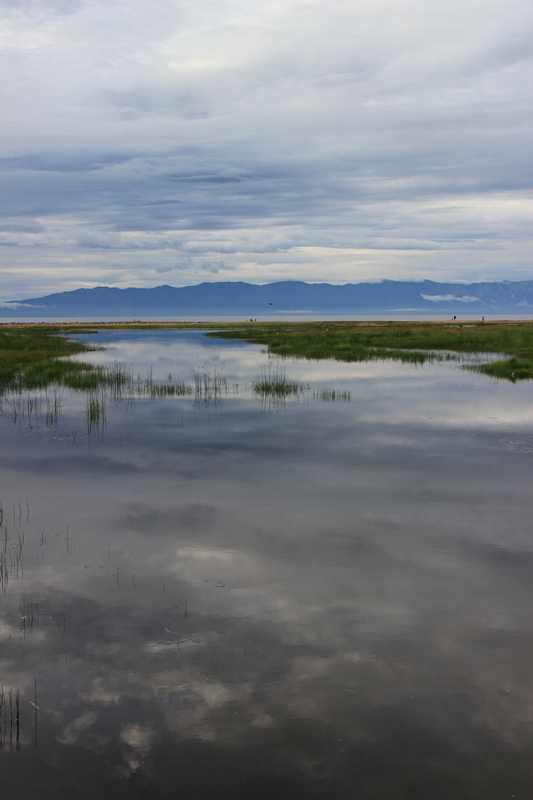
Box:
1;329;532;799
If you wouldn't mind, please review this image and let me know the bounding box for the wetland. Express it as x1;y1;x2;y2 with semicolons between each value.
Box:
0;322;532;799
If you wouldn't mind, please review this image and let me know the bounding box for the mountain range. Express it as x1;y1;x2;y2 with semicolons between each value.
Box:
2;280;533;317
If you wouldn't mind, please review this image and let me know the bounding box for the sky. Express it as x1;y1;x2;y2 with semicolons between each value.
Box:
0;0;532;299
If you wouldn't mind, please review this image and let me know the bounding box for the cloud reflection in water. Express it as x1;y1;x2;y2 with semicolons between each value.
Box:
0;331;532;798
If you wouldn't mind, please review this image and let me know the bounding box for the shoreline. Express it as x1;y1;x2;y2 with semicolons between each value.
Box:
2;319;533;330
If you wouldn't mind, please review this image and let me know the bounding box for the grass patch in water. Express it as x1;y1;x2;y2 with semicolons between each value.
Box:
207;321;533;380
0;327;130;392
4;321;533;386
251;367;309;397
480;356;533;381
314;388;351;402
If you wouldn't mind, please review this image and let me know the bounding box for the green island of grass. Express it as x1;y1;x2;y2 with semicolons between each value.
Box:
206;321;533;381
0;326;125;392
1;320;533;392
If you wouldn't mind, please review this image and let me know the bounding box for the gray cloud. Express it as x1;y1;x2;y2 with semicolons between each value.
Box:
0;0;532;297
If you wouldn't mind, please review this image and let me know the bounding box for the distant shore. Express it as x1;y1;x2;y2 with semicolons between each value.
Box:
2;317;533;329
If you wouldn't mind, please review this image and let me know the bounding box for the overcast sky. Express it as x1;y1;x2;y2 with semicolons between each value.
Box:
1;0;532;298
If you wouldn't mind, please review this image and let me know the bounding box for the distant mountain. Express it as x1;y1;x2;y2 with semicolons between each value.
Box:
2;280;533;317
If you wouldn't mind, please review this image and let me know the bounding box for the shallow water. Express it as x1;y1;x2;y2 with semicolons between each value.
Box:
1;330;532;799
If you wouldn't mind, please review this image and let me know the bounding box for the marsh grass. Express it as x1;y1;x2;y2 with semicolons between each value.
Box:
477;356;533;381
146;382;192;399
137;367;193;400
0;327;105;392
252;366;309;398
0;685;20;750
86;390;106;437
193;368;237;406
0;511;24;593
208;321;533;380
0;350;240;438
251;366;311;414
0;536;8;593
0;365;131;432
314;387;351;402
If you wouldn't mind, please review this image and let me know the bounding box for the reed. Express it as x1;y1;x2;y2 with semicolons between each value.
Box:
0;684;21;751
86;390;106;436
314;387;351;402
252;366;309;397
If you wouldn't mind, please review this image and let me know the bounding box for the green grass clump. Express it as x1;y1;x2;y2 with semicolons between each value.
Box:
251;367;309;397
0;327;131;393
208;322;533;380
480;356;533;381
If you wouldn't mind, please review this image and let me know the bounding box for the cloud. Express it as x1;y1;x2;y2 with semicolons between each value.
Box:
198;260;233;274
152;259;233;275
0;301;44;308
421;294;482;303
0;0;532;296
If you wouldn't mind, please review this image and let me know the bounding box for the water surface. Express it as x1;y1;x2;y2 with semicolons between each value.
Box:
1;330;532;799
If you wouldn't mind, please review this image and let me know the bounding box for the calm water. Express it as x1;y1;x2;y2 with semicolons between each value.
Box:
1;330;532;799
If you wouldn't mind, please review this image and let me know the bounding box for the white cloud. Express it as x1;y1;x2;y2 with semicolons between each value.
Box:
0;301;44;308
422;294;482;303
